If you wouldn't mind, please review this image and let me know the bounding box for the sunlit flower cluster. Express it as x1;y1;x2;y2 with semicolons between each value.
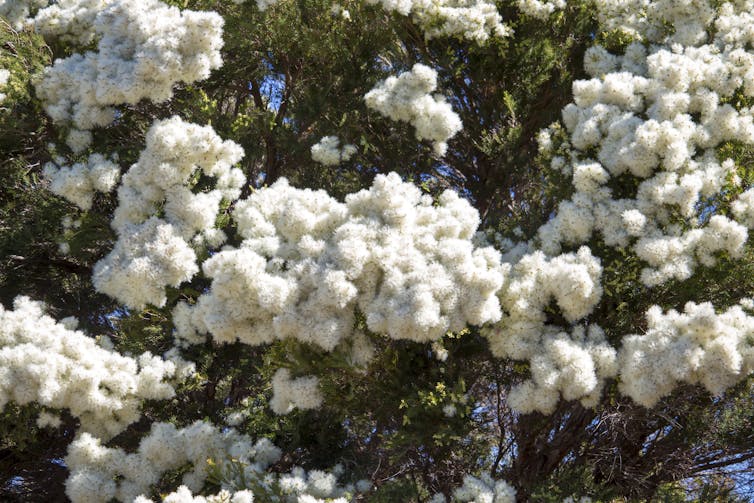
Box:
365;64;463;156
68;419;367;503
269;368;324;415
618;301;754;407
93;216;200;309
237;0;507;41
517;0;565;19
0;0;45;29
110;116;244;235
482;247;612;414
364;0;509;41
0;296;180;439
93;117;245;309
43;153;120;210
33;0;113;45
176;172;503;351
310;135;357;166
485;247;603;360
135;487;254;503
451;473;516;503
8;0;754;499
34;0;224;136
537;0;754;286
506;325;617;414
0;68;9;102
485;0;754;415
65;421;277;502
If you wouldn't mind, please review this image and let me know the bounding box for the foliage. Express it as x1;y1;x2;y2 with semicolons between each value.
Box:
1;0;753;502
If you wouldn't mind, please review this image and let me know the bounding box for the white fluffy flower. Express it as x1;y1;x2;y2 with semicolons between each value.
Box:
136;486;256;503
0;68;9;103
112;116;245;235
731;188;754;228
66;129;93;153
365;64;462;156
269;368;323;415
0;0;46;29
93;117;244;308
506;326;617;414
532;1;754;286
35;0;224;130
242;0;507;41
68;420;361;503
517;0;565;20
453;474;516;503
364;0;509;41
65;421;279;503
43;153;120;210
0;296;179;439
181;172;503;350
311;136;357;165
93;217;199;309
618;301;754;407
36;411;62;429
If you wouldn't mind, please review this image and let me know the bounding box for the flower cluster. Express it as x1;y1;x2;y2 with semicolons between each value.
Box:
0;68;9;102
269;368;324;415
65;421;277;502
310;136;357;166
176;172;504;351
67;419;367;502
618;301;754;407
365;64;462;156
93;216;200;309
33;0;113;45
364;0;509;42
506;326;617;414
235;0;506;41
43;153;121;210
482;247;611;414
450;473;516;503
483;0;754;414
34;0;224;137
135;487;254;503
485;247;603;360
0;0;45;29
517;0;566;20
0;296;181;439
594;0;715;45
93;117;245;309
110;117;244;236
537;0;754;286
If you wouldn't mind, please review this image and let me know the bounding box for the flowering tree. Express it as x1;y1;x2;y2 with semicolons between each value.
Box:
1;0;754;501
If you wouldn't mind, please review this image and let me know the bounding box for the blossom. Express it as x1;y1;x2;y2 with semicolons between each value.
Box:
365;64;462;156
0;68;9;102
179;172;503;350
366;0;509;41
65;421;276;502
0;0;46;29
111;116;245;236
43;153;120;210
453;473;516;503
310;136;357;165
34;0;224;130
93;217;199;309
269;368;323;415
533;1;754;286
90;117;245;309
67;420;363;502
618;301;754;407
0;296;179;439
517;0;565;20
